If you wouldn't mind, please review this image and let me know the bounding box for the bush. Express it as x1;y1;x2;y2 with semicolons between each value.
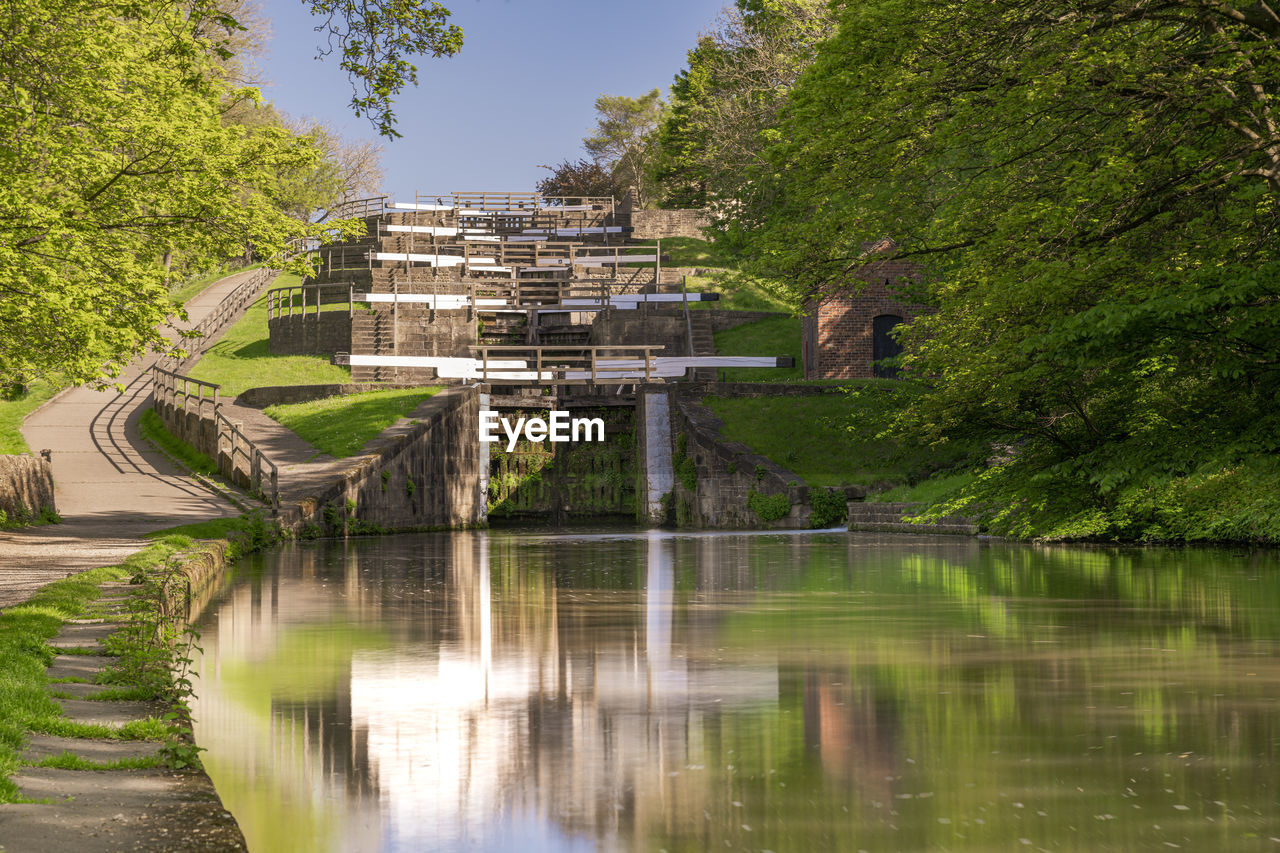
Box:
809;488;847;528
747;488;791;522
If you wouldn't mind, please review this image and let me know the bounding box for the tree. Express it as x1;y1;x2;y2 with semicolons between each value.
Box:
535;160;624;204
583;89;667;207
651;0;835;208
729;0;1280;539
279;118;384;222
0;0;342;387
305;0;463;138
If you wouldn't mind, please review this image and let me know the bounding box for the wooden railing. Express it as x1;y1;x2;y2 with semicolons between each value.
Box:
150;364;281;512
470;345;663;385
167;267;274;368
406;191;615;213
150;266;282;511
322;195;388;222
215;409;279;511
152;364;220;416
266;282;360;320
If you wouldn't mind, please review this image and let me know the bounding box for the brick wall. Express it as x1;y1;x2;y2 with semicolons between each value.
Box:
804;258;929;380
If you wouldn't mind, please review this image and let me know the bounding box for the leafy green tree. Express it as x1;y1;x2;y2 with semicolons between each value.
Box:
651;0;834;208
306;0;463;138
0;0;339;387
584;89;667;208
729;0;1280;540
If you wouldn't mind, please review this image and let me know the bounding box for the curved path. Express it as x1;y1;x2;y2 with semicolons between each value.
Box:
0;272;256;608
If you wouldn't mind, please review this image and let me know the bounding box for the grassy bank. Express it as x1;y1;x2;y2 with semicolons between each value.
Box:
186;272;351;396
0;380;62;454
138;408;218;476
705;384;973;490
263;388;443;458
0;538;196;800
713;317;803;381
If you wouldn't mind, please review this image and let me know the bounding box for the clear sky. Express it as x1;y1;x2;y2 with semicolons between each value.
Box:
255;0;726;197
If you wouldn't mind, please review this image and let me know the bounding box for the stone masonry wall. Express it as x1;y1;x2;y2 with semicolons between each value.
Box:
589;308;691;357
671;394;812;529
350;306;473;383
629;209;711;240
804;258;929;380
268;312;352;356
293;386;485;533
0;452;56;520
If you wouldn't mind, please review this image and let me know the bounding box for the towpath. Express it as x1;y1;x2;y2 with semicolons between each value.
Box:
0;272;255;608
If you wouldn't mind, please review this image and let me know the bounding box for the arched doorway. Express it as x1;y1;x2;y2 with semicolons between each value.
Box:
872;314;904;378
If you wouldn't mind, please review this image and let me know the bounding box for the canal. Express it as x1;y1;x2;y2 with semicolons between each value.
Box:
189;530;1280;851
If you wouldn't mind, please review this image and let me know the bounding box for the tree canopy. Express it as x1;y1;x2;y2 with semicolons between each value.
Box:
0;0;458;389
727;0;1280;539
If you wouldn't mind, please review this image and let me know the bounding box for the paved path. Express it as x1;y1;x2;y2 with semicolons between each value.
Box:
0;273;256;608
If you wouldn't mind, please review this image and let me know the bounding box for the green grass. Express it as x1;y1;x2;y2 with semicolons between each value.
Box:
686;273;793;313
138;408;217;476
0;380;62;454
713;316;804;381
264;388;443;458
144;517;246;541
186;272;352;396
869;470;979;503
27;752;161;770
0;536;198;801
168;262;262;307
660;237;736;269
705;385;973;489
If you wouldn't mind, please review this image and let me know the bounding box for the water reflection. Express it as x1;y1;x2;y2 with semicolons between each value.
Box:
191;532;1280;851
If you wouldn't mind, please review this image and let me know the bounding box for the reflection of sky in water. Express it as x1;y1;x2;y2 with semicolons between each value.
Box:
191;531;1280;852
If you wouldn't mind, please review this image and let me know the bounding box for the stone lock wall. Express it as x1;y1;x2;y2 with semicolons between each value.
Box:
268;312;353;356
349;306;475;383
0;452;56;521
295;386;486;533
629;209;711;240
803;257;929;380
670;393;813;529
485;402;637;521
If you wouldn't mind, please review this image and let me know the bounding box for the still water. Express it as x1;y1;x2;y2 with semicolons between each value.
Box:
190;530;1280;852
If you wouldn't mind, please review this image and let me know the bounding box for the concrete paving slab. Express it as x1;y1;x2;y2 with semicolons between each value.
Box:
56;700;165;727
46;655;115;681
49;682;115;699
0;769;246;852
21;735;161;764
52;623;122;644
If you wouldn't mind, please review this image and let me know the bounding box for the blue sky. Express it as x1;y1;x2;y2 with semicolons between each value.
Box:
255;0;726;196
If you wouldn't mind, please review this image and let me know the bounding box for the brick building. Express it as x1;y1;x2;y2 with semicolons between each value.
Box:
801;241;928;380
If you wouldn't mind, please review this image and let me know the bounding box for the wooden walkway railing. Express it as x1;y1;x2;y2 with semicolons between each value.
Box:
266;282;360;320
166;267;274;368
470;345;663;385
152;269;281;511
151;365;280;512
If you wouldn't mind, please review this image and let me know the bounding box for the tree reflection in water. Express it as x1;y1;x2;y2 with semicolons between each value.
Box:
191;531;1280;852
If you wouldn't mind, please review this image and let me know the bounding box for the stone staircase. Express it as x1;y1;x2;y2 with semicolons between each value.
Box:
688;310;716;380
846;501;978;535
